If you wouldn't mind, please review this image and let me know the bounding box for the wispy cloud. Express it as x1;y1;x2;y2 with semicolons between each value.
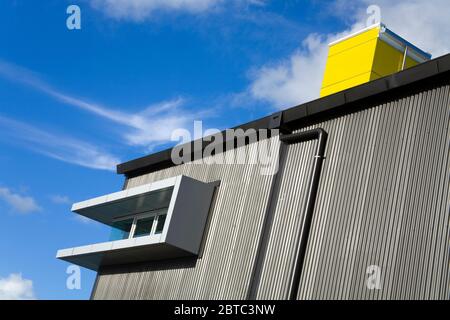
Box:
0;274;36;300
246;33;329;108
0;60;209;151
91;0;220;20
89;0;265;21
0;116;120;171
0;186;41;214
49;195;72;205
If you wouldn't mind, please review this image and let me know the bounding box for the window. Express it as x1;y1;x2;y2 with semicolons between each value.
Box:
154;214;166;234
110;210;168;240
109;218;134;241
133;216;154;238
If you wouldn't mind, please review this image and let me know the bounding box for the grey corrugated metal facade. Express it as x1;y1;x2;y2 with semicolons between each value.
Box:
91;55;450;300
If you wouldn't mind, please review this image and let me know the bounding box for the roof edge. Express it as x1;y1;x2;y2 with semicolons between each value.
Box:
117;53;450;177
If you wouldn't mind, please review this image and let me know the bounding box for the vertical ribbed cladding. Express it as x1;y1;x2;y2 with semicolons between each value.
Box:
93;137;281;299
297;84;450;299
254;140;316;298
92;81;450;300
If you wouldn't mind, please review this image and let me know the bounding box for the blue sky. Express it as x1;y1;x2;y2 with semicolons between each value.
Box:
0;0;448;300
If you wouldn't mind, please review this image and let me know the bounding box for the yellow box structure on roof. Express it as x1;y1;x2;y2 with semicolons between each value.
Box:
320;23;431;97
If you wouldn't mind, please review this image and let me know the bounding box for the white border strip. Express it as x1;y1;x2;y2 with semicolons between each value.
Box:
71;176;178;212
328;23;381;47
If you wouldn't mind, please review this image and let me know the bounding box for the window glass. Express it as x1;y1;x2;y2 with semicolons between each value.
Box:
154;214;167;234
133;216;154;238
139;187;174;212
109;218;134;241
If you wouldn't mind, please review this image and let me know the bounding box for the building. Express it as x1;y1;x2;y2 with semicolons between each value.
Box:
57;29;450;300
320;23;431;97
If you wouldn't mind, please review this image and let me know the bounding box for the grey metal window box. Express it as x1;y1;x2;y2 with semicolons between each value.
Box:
56;175;217;271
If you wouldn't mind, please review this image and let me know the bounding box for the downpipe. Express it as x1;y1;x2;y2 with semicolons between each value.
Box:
246;128;328;300
280;128;328;300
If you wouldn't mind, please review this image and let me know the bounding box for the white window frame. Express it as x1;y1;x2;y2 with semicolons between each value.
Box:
112;208;168;240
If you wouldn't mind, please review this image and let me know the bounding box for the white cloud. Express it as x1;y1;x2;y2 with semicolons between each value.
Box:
44;93;204;150
89;0;265;21
50;195;72;205
0;60;208;151
248;33;329;108
0;187;41;214
0;116;120;171
0;274;36;300
91;0;220;20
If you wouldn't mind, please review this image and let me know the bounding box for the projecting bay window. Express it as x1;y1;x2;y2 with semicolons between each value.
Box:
56;175;218;271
